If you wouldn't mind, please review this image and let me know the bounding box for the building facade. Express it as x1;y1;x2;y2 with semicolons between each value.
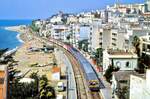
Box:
130;69;150;99
103;49;138;73
0;65;8;99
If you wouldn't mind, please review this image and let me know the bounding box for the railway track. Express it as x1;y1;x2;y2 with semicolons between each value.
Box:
64;51;88;99
30;33;102;99
37;37;89;99
63;48;102;99
91;92;102;99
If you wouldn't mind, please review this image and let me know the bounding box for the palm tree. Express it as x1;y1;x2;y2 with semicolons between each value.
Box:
47;92;53;98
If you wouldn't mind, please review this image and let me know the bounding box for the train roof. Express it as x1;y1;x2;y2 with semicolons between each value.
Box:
70;47;98;80
86;73;98;80
76;52;97;75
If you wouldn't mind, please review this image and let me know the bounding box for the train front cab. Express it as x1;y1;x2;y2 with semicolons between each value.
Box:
88;80;100;91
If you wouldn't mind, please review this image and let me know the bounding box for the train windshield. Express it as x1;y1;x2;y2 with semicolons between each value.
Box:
89;81;98;85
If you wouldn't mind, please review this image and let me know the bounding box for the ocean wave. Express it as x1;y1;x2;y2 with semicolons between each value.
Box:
17;33;24;43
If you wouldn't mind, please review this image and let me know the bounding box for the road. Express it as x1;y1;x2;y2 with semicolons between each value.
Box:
55;49;77;99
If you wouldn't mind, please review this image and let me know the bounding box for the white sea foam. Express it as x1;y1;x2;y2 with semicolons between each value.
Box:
4;26;25;43
17;33;24;43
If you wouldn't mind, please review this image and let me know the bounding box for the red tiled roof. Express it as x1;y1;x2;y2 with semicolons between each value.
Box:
52;67;60;73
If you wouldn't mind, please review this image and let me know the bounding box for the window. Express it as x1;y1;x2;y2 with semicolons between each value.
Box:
119;80;128;84
116;61;121;67
126;61;130;68
99;32;102;35
99;42;102;45
112;43;116;46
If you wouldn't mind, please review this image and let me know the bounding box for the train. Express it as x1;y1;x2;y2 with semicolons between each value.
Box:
47;38;100;91
67;45;100;91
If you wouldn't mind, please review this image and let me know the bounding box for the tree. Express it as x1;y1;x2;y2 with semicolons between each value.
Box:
30;72;38;80
40;75;48;83
39;75;55;99
29;72;39;94
40;80;47;91
104;65;120;83
92;48;103;66
118;86;129;99
10;79;38;99
132;36;141;57
40;89;46;99
78;39;89;52
30;21;40;32
47;92;53;98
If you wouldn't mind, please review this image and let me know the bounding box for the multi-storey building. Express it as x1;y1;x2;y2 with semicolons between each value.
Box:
88;21;130;53
51;24;69;41
0;65;8;99
69;24;80;47
130;69;150;99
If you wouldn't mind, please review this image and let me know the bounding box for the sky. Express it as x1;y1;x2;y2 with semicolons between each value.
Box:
0;0;144;19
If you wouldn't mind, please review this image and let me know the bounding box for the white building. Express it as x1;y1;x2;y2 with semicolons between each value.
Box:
51;25;69;40
140;35;150;55
123;14;139;23
52;67;61;81
78;12;95;24
88;20;103;52
103;49;138;73
107;3;145;14
67;15;78;24
50;15;62;24
111;71;136;99
130;69;150;99
88;22;130;53
69;24;80;47
79;25;91;41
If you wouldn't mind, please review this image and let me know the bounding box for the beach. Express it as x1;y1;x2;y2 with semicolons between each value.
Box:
5;25;57;79
4;25;26;43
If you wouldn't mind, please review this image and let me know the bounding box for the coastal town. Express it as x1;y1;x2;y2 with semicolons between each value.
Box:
1;0;150;99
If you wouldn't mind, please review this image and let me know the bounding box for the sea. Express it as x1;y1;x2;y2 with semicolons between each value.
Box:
0;20;32;49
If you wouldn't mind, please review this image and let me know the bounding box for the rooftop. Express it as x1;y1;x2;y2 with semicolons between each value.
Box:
52;67;61;73
108;51;133;55
113;71;137;81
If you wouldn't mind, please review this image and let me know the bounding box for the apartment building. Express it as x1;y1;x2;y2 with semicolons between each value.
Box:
130;69;150;99
140;35;150;55
69;24;80;47
0;65;8;99
51;24;69;41
107;3;145;14
88;21;130;53
67;15;78;24
88;20;103;52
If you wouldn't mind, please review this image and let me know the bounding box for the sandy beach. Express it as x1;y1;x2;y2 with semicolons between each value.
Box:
5;25;56;79
4;25;26;32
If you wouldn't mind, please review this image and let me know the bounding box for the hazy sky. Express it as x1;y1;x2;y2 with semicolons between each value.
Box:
0;0;144;19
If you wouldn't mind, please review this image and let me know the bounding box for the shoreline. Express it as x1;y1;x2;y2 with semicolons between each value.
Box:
17;33;24;43
4;26;26;44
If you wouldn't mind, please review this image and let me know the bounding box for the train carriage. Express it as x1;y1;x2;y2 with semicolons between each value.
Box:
68;46;100;91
